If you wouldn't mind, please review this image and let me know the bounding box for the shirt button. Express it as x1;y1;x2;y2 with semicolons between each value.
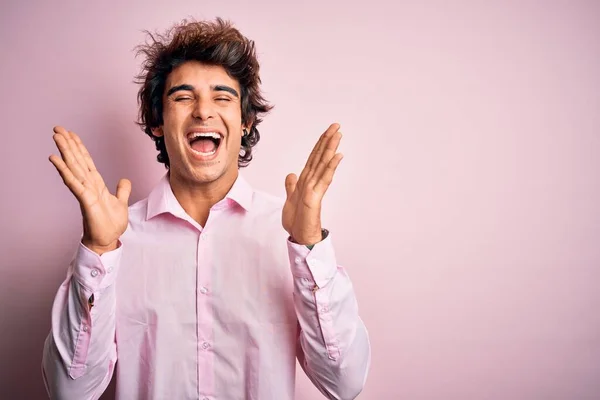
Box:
320;306;328;313
90;269;99;278
200;287;209;295
201;341;210;350
107;267;114;273
294;256;302;264
82;325;89;332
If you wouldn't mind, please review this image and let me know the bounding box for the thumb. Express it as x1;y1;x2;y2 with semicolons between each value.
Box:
284;173;297;200
116;178;132;204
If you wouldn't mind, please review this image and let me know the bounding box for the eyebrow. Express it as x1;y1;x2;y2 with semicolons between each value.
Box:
166;84;194;96
166;84;239;98
213;85;239;98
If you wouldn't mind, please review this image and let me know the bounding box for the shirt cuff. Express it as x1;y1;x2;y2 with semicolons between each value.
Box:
287;233;337;288
71;241;122;291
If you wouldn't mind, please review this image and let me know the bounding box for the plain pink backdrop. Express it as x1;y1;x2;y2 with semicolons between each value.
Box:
1;1;599;399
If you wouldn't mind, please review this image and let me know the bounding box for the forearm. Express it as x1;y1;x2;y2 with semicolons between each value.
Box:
289;236;371;400
42;243;120;399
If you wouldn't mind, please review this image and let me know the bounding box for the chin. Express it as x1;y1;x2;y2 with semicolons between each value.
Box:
183;164;223;183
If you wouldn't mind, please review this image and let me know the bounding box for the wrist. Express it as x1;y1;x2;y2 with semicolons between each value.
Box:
290;229;329;247
82;239;119;256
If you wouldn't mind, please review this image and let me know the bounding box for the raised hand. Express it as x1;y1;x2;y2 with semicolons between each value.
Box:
283;123;343;246
49;126;131;255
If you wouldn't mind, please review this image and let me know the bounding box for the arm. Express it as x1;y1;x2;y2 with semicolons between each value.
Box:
289;234;371;400
282;124;371;398
44;126;131;398
42;243;122;399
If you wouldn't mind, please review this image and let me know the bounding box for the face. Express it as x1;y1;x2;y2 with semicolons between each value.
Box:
153;61;246;187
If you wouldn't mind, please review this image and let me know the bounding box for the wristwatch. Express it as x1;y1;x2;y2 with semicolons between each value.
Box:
305;228;329;250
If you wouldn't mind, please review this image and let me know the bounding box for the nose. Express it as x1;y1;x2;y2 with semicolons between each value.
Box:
192;96;215;121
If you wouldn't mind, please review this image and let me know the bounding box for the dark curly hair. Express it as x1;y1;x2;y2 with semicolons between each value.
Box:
134;18;272;168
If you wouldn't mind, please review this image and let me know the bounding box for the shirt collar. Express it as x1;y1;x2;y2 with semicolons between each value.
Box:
146;172;254;221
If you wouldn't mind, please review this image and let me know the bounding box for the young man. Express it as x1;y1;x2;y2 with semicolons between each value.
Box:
42;18;370;400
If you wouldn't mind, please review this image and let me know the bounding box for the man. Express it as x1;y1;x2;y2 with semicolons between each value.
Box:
42;18;370;400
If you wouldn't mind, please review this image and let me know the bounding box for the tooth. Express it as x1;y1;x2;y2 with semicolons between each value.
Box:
189;132;220;140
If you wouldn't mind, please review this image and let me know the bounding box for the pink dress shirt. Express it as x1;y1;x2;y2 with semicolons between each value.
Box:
42;173;371;399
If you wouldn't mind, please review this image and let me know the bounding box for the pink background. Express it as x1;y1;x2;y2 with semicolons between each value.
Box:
1;1;599;399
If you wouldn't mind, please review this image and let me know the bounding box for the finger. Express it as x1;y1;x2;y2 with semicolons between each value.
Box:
54;127;86;169
53;126;68;135
313;153;343;194
284;173;298;201
115;179;132;204
53;126;89;176
70;131;106;189
297;123;340;187
49;154;85;199
66;130;92;177
307;130;342;185
53;133;89;183
70;132;98;172
54;126;92;181
303;131;328;170
305;123;339;172
296;135;326;188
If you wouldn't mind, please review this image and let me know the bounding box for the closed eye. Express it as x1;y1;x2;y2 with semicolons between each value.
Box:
174;97;193;102
215;97;231;102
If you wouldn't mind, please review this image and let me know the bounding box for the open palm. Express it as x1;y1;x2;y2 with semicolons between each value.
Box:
49;126;131;253
283;123;343;246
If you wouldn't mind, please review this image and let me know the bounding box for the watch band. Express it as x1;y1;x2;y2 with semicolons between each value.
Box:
306;228;329;250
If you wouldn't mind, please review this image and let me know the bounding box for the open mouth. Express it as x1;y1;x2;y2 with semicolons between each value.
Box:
187;131;223;157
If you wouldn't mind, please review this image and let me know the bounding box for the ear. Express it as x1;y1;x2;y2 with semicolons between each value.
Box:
242;118;254;136
151;127;164;137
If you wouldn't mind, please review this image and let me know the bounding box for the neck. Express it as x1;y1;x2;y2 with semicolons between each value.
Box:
168;169;238;227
